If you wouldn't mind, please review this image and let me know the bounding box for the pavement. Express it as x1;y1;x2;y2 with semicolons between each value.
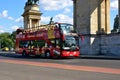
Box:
0;51;120;60
80;54;120;60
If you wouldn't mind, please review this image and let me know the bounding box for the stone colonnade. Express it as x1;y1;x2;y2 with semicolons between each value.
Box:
73;0;111;34
73;0;120;55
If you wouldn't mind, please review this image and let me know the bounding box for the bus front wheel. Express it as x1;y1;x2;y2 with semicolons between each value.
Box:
22;51;29;57
45;51;51;58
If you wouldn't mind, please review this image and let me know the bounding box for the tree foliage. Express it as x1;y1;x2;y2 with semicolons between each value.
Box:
0;31;16;49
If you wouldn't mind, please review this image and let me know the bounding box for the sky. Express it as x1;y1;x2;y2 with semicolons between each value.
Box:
0;0;118;33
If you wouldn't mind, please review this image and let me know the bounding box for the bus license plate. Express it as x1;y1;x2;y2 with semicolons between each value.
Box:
70;54;73;56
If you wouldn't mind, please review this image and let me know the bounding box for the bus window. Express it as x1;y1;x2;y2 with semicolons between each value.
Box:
62;36;78;48
31;40;36;48
55;39;61;49
50;39;55;47
37;40;45;48
30;40;37;48
19;41;28;48
60;24;75;34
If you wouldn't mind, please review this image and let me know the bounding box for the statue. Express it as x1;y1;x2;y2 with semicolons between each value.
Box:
113;15;119;30
111;15;119;33
25;0;39;6
33;0;39;4
49;17;54;24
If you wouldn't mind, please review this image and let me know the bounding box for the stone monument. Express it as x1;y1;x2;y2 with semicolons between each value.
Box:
73;0;110;55
112;15;119;33
73;0;110;34
22;0;42;29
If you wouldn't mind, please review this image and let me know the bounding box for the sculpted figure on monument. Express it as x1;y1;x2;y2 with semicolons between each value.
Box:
113;15;119;30
33;0;39;4
28;0;33;5
26;0;39;6
26;0;32;6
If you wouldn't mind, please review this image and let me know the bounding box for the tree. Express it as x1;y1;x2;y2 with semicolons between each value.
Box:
0;32;15;49
10;31;16;48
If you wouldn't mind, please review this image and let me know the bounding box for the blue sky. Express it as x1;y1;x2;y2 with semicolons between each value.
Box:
0;0;118;33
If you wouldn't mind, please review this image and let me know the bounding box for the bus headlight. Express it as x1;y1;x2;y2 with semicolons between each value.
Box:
62;47;70;50
73;52;77;54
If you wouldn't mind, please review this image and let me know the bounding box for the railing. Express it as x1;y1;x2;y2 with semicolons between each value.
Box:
17;24;58;34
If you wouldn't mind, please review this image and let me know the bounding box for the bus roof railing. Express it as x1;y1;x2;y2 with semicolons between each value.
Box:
16;24;58;34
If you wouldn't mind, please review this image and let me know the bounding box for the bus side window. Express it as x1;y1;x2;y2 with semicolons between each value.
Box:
19;41;23;48
50;39;55;47
30;40;36;49
37;40;45;48
19;41;28;48
45;43;48;48
55;39;60;49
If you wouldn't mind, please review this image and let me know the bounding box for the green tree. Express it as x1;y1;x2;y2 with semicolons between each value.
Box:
10;31;16;48
0;32;15;49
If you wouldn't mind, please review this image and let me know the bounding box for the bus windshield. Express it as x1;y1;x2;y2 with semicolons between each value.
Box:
63;36;79;50
60;24;75;34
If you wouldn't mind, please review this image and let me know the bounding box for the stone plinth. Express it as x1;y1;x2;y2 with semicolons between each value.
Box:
22;4;42;29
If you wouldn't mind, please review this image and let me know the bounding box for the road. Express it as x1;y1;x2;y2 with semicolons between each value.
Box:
0;52;120;80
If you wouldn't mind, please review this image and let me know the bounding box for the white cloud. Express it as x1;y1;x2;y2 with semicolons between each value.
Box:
54;14;73;24
0;30;4;33
11;26;19;31
64;8;71;14
15;17;23;23
8;16;14;20
41;16;51;24
41;14;73;24
39;0;73;24
40;0;73;11
110;0;118;9
0;10;8;18
2;10;8;17
0;10;23;22
0;10;14;21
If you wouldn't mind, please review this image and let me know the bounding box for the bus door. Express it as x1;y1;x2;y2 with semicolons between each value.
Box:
27;41;33;53
34;40;46;55
49;38;61;56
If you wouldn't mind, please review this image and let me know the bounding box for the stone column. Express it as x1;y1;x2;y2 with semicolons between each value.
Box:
29;19;32;29
73;0;77;32
73;0;110;34
99;0;110;34
72;0;110;55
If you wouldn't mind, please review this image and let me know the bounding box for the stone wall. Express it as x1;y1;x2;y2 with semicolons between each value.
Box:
79;34;100;55
79;33;120;56
101;33;120;56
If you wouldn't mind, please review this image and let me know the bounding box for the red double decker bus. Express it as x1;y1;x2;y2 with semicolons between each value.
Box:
15;23;80;58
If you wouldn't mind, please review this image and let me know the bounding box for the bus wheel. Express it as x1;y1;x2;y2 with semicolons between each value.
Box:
22;51;29;57
45;51;51;58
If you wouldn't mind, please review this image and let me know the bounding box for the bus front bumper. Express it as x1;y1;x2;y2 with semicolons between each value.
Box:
61;51;80;57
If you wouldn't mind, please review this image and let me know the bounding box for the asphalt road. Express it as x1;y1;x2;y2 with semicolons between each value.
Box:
0;52;120;80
